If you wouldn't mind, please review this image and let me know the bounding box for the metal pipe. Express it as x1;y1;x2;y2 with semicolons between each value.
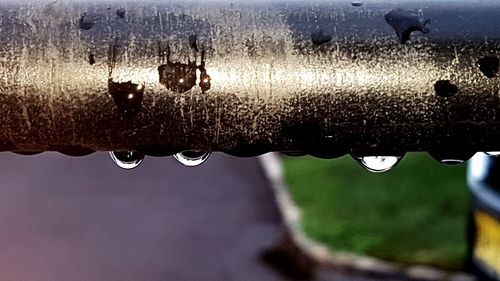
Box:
1;0;500;157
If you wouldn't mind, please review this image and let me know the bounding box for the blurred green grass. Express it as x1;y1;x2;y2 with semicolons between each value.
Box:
283;153;469;270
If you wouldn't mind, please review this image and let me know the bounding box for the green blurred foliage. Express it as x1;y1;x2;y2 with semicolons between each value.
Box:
283;153;469;270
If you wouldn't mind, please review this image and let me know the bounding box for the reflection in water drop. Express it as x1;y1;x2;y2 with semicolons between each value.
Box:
108;80;145;117
109;150;145;170
429;151;473;166
439;159;465;165
352;155;403;173
174;151;211;167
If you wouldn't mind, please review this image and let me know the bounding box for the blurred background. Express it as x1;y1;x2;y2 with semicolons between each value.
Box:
284;153;468;270
0;151;476;281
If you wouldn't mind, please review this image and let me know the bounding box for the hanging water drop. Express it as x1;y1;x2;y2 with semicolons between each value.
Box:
352;155;403;173
428;151;474;166
109;150;145;170
174;151;211;167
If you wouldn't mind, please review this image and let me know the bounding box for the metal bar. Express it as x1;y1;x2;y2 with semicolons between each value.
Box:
1;0;500;157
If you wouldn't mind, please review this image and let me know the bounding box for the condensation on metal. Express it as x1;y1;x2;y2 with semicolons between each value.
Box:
1;0;500;157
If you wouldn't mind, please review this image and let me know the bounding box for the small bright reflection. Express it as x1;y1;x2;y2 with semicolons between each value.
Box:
127;93;134;99
109;151;144;170
358;156;402;173
173;151;211;167
440;159;465;165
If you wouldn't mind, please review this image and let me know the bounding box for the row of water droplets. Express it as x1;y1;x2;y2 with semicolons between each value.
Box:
352;152;500;173
107;151;500;172
352;154;469;173
98;0;493;173
109;150;212;170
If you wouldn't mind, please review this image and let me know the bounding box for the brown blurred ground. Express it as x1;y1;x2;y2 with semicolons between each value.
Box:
0;152;390;281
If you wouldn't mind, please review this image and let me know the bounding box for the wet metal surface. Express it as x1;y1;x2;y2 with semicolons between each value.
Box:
1;0;500;157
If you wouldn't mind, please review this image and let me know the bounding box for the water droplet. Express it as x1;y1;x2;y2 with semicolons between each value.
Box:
311;29;332;46
79;13;94;30
429;151;474;165
477;56;499;78
199;50;211;93
199;70;211;92
158;46;211;93
158;45;196;93
174;151;211;167
189;34;199;52
88;53;95;65
434;80;458;97
352;155;403;173
351;1;363;7
109;151;145;170
158;62;197;93
108;80;145;117
385;9;430;44
485;151;500;157
116;8;126;19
